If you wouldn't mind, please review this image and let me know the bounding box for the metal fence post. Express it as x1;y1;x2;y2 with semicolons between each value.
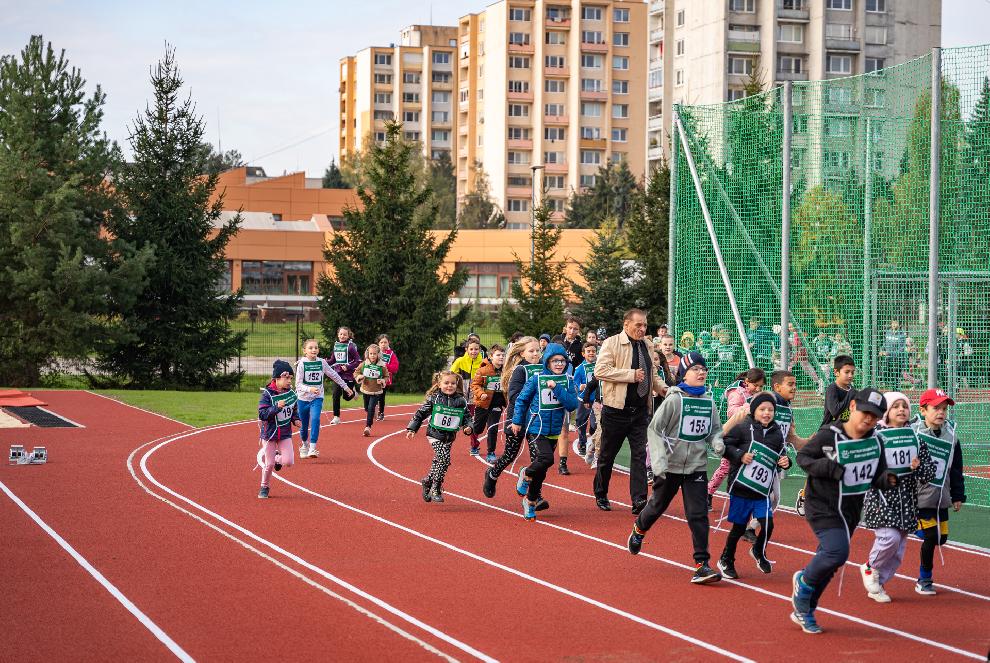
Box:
862;116;873;387
668;111;679;333
927;47;941;388
780;82;793;370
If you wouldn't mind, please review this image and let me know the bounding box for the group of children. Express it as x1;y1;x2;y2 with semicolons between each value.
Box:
255;324;969;637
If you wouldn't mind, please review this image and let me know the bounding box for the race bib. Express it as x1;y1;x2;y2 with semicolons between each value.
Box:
271;390;297;427
918;432;953;489
736;440;779;497
524;364;543;380
430;403;464;432
485;376;503;392
381;351;393;365
302;360;324;386
679;397;713;443
538;375;564;410
878;428;919;477
362;364;384;380
333;342;349;364
774;405;793;439
836;437;882;496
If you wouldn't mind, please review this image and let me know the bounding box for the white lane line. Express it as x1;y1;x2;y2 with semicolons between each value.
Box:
481;457;990;602
371;438;982;660
84;391;195;428
135;415;491;663
0;478;195;663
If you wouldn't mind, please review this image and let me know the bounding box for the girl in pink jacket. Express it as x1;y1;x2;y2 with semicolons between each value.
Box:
377;334;400;421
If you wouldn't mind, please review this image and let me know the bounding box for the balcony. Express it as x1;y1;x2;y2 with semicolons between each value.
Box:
777;2;809;22
580;138;607;149
649;85;663;102
544;65;568;77
508;41;535;54
544;161;568;174
648;114;663;130
545;15;571;29
727;30;761;53
825;38;861;52
648;145;663;160
649;28;664;43
580;89;607;101
507;139;533;149
776;70;809;81
507;186;532;197
544;114;569;125
508;90;534;101
649;0;664;14
580;40;609;53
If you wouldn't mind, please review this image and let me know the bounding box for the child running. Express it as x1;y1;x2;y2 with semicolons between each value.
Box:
511;343;579;521
470;344;507;464
376;334;399;421
581;372;604;468
860;391;934;603
406;371;473;503
451;337;485;455
717;392;790;578
329;327;361;424
257;360;301;499
792;388;892;634
355;343;390;437
573;342;598;459
295;338;353;459
707;368;766;511
911;388;967;596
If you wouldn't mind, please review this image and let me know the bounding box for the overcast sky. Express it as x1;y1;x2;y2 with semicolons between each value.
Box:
2;0;988;178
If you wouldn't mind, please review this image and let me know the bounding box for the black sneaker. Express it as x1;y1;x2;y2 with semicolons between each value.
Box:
631;500;647;515
376;412;385;422
535;497;550;511
558;458;571;475
691;563;722;584
577;441;586;456
258;486;270;499
750;546;772;574
627;528;644;555
483;470;497;498
430;485;444;503
717;557;738;579
421;477;433;503
595;497;611;511
742;528;758;543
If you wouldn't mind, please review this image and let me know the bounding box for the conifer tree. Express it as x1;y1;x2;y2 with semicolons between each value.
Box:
317;122;467;391
98;46;244;388
322;158;347;188
625;163;670;321
571;219;636;336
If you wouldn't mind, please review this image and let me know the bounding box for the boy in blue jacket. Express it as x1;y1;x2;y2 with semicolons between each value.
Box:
511;343;579;521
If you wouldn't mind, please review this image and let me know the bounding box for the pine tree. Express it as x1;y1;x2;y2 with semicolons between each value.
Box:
197;142;244;176
317;122;467;391
427;151;457;229
625;162;670;321
97;45;244;388
458;161;502;229
564;160;642;229
497;199;570;338
0;36;151;386
571;218;636;336
323;158;347;188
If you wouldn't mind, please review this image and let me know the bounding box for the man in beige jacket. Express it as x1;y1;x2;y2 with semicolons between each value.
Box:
593;309;666;512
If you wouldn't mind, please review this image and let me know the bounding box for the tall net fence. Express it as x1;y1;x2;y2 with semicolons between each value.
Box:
672;46;990;512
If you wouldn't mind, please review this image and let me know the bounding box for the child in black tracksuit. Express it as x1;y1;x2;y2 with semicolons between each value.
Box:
717;393;791;578
406;370;473;503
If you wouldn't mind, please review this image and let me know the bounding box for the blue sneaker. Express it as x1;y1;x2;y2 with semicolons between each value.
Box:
791;571;813;616
516;466;530;496
522;497;536;521
627;528;644;555
486;452;496;464
790;610;822;634
470;447;480;456
913;529;925;540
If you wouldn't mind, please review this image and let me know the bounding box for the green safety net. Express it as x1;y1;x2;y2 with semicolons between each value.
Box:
672;46;990;511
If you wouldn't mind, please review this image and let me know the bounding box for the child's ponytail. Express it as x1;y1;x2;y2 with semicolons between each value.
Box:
501;336;537;391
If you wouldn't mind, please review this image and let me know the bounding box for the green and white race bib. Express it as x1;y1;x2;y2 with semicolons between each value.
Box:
524;364;543;380
735;440;779;497
362;364;384;380
538;375;565;410
430;403;464;432
878;428;919;477
774;405;793;439
485;376;503;392
836;437;882;496
381;351;393;365
271;390;297;427
333;342;349;365
302;360;324;386
679;397;713;443
918;432;953;489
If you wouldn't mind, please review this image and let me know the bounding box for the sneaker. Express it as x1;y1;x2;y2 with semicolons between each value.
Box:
584;448;595;466
308;447;319;459
868;587;892;603
717;557;738;579
522;497;536;521
589;453;599;469
421;477;432;503
791;571;813;615
742;528;757;544
859;563;881;594
595;497;611;511
299;443;310;459
258;486;270;499
486;452;496;464
483;470;497;498
558;458;571;475
691;563;722;584
363;427;371;437
534;497;550;512
577;441;587;456
915;579;936;595
913;529;925;540
627;528;644;555
376;412;385;422
750;547;772;574
631;500;647;515
706;494;714;513
646;468;655;484
790;610;822;634
470;447;480;456
330;416;340;425
516;467;530;496
795;489;806;517
430;485;444;503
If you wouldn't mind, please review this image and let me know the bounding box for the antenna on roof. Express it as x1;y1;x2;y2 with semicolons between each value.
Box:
430;3;433;25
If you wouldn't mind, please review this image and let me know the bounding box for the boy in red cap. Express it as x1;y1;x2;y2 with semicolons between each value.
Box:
911;388;966;595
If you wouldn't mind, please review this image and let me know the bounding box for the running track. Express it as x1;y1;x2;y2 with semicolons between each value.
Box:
1;391;987;661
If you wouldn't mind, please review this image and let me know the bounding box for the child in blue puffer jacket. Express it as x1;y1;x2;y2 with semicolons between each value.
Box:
511;343;579;521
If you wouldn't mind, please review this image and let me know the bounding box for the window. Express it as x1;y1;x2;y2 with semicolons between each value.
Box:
611;128;628;142
865;57;885;73
728;88;746;101
545;103;566;116
431;91;450;103
507;175;531;187
402;111;419;122
581;150;602;165
432;51;451;65
865;26;887;45
546;31;566;45
778;55;803;74
374;53;392;66
613;32;629;47
782;0;804;8
729;0;755;12
580;174;597;187
509;7;531;21
544;151;565;164
582;30;604;44
612;104;629;119
374;92;392;104
824;150;851;171
509;56;531;68
778;24;804;43
865;87;885;108
826;54;852;74
870;120;885;141
676;9;685;26
728;57;755;75
544;127;565;141
545;55;566;68
507;199;529;212
828;87;852;106
507;151;531;164
547;198;565;213
544;175;566;189
373;110;393;121
241;261;313;296
872;151;884;171
675;69;684;86
675;39;685;56
611;151;626;163
581;126;602;139
825;23;853;40
508;103;530;117
612;80;629;94
431;71;451;83
793;115;808;134
402;92;420;103
404;131;420;141
581;6;602;20
866;0;886;11
580;102;603;117
508;80;530;93
374;73;392;84
374;131;387;142
613;7;629;22
581;54;604;68
825;117;853;137
546;6;569;21
613;56;629;70
791;148;804;170
826;0;852;8
507;127;531;140
431;110;449;123
792;86;805;105
509;32;531;45
581;78;603;92
403;72;421;84
431;129;450;142
459;89;469;103
545;79;566;93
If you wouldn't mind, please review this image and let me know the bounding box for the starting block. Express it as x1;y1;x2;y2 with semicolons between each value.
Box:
8;445;46;465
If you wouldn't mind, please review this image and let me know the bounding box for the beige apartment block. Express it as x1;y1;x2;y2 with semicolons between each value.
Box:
456;0;648;229
648;0;941;174
340;25;459;162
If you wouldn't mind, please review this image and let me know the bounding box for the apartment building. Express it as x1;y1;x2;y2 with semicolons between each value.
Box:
647;0;941;173
456;0;648;229
339;25;459;161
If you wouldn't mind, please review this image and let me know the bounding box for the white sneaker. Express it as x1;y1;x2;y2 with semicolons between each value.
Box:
860;563;881;594
868;587;891;603
299;444;310;459
590;453;598;469
330;416;340;425
308;447;319;458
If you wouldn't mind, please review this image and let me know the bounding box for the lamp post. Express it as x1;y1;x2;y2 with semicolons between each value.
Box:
530;163;544;263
